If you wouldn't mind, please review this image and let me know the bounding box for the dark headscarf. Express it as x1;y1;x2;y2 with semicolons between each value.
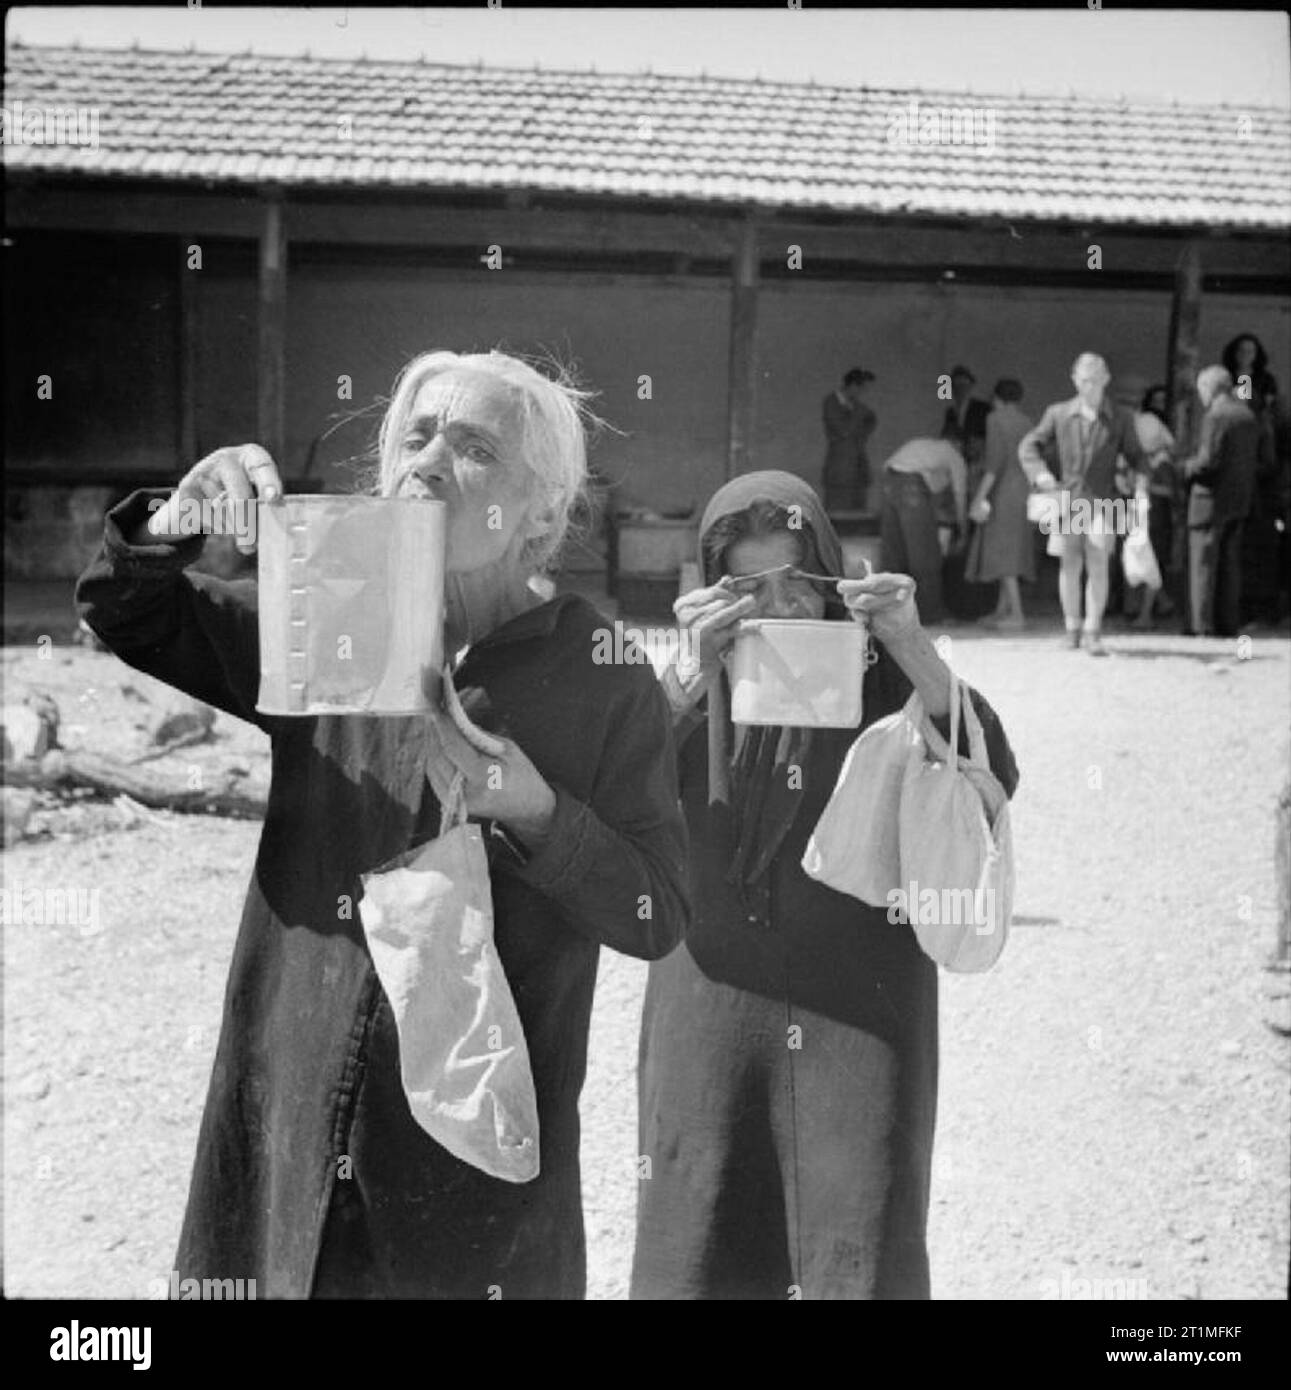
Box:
698;470;850;888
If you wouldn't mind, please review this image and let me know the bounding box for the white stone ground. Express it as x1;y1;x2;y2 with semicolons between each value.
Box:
4;627;1288;1300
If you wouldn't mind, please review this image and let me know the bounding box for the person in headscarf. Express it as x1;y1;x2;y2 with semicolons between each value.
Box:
631;470;1019;1300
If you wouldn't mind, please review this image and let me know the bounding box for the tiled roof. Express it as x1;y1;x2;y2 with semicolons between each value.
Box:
4;42;1290;230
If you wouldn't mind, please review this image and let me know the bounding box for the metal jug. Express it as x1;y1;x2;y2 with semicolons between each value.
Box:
256;495;446;716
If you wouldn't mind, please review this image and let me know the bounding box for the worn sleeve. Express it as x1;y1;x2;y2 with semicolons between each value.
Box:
823;393;851;444
659;658;709;744
506;670;690;961
1117;407;1149;472
947;447;968;520
980;412;1008;491
74;488;265;728
1018;406;1059;485
1182;411;1221;484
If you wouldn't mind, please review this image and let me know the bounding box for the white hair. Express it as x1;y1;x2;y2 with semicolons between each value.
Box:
1072;352;1110;380
376;349;600;571
1196;364;1233;399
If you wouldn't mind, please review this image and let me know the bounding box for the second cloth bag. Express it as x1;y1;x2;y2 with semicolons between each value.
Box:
358;771;540;1183
802;678;1013;973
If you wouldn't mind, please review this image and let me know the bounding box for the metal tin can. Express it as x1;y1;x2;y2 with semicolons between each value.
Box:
256;495;446;716
729;618;868;728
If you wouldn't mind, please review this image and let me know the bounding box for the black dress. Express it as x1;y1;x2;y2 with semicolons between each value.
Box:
77;489;690;1299
632;647;1018;1299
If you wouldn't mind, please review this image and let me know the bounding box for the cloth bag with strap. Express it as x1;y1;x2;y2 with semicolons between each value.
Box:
802;677;1013;973
898;678;1013;973
1121;489;1162;590
800;696;918;906
358;770;540;1183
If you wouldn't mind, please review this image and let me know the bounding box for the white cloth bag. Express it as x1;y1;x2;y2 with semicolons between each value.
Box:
898;680;1013;973
800;702;921;906
358;772;540;1183
803;679;1013;973
1122;492;1162;590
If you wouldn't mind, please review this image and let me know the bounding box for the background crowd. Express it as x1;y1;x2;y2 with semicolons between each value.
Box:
820;333;1290;644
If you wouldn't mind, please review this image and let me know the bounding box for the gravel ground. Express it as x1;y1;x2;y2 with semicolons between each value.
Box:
3;624;1289;1300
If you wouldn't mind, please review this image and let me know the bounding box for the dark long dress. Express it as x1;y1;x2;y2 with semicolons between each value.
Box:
631;646;1018;1300
76;489;690;1300
966;403;1036;584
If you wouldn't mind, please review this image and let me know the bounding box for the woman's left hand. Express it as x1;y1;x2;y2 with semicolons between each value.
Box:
837;571;921;646
424;710;557;847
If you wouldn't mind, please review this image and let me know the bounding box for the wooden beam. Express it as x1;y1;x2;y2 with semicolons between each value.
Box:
726;217;759;480
177;237;198;466
257;194;288;466
283;200;739;259
759;219;1291;282
3;186;732;258
6;184;263;238
7;181;1289;281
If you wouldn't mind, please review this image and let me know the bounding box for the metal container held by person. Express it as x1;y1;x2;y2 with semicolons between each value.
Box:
729;618;868;728
256;495;446;716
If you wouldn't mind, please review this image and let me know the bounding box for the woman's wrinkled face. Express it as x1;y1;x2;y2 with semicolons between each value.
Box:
724;529;826;620
390;369;539;572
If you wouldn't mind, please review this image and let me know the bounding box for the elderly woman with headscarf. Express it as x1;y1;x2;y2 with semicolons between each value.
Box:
76;350;690;1299
631;470;1018;1300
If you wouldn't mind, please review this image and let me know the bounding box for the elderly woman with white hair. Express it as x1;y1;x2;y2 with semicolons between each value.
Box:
76;349;690;1299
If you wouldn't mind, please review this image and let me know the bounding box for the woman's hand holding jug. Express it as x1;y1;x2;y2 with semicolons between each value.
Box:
131;444;285;553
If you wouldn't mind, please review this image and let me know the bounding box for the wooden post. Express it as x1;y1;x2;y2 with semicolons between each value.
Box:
257;191;288;468
726;216;759;480
1165;241;1202;602
1166;241;1203;450
177;237;198;466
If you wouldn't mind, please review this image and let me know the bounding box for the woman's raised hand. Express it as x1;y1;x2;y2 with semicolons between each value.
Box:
837;571;921;646
142;445;284;553
423;708;557;849
672;582;757;685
